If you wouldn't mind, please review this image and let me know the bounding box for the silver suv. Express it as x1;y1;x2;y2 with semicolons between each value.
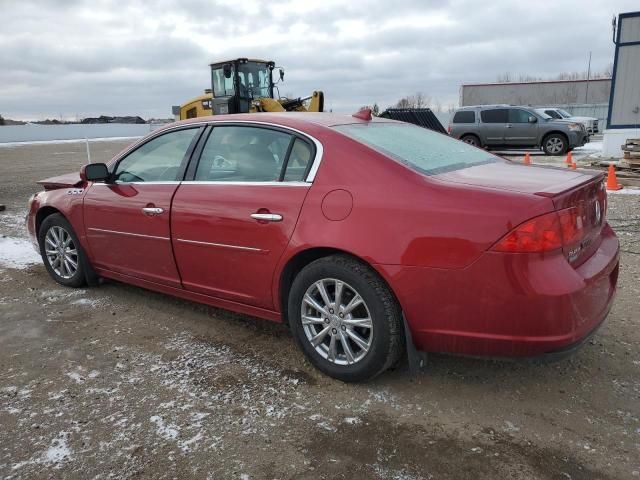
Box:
448;105;589;155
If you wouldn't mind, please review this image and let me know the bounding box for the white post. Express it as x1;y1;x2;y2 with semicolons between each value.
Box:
85;137;92;164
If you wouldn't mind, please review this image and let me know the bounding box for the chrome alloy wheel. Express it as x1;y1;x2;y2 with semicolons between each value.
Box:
301;278;373;366
44;226;78;279
546;137;564;154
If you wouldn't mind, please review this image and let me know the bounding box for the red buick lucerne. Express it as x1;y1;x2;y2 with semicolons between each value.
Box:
26;112;619;382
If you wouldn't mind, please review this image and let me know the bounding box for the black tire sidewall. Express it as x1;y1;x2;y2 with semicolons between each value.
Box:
38;214;86;287
462;135;480;147
288;258;396;382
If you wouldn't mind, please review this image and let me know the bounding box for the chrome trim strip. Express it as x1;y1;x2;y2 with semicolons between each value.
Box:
107;120;324;183
175;238;263;252
182;181;310;187
92;181;181;186
87;227;169;241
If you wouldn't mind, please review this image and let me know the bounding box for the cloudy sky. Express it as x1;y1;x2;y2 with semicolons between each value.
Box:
0;0;638;120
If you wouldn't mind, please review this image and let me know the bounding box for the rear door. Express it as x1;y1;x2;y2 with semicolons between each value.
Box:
505;108;538;146
171;124;316;309
83;127;202;287
479;108;507;145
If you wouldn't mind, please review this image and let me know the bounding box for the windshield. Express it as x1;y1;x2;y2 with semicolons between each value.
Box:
237;62;272;99
535;109;553;120
334;123;498;176
557;109;572;118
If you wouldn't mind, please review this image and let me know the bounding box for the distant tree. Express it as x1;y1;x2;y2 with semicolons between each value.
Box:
372;103;380;116
395;97;411;108
0;114;5;126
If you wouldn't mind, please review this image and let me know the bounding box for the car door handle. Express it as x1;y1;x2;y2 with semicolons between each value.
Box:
506;123;513;128
142;207;164;216
251;213;283;222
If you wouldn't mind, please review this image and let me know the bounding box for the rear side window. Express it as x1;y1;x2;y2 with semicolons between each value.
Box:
334;123;497;176
480;109;507;123
452;111;475;123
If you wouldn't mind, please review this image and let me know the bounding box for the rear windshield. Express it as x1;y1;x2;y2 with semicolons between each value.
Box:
452;110;475;123
334;123;497;175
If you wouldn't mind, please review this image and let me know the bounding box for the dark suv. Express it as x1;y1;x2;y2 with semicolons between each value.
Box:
449;105;589;155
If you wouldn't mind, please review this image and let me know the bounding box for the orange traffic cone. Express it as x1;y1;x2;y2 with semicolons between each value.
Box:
565;151;573;165
606;164;623;191
570;162;577;170
524;152;531;165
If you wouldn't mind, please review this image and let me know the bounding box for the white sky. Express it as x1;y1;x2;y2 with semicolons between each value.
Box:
0;0;638;120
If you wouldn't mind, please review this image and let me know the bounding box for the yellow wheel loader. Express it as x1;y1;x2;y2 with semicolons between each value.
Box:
176;58;324;120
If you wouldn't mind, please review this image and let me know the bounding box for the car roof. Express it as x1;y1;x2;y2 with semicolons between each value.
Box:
164;112;397;132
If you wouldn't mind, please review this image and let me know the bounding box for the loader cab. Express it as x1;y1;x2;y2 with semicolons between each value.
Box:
210;58;276;115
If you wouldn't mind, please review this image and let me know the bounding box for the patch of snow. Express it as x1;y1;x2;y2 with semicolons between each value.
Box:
150;415;180;441
0;237;41;269
608;187;640;195
45;433;73;465
0;136;142;148
66;371;85;384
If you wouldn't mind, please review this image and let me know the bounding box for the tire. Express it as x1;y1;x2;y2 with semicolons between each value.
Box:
542;134;568;156
38;213;88;288
287;255;404;382
461;134;481;147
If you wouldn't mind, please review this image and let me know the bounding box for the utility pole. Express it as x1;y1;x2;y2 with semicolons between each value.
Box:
584;51;592;104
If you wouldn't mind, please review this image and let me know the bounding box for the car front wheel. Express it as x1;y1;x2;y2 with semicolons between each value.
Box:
38;213;88;288
542;134;568;155
288;255;404;382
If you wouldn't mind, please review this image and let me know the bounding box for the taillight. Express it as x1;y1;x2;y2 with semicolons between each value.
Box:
447;124;452;134
492;208;584;253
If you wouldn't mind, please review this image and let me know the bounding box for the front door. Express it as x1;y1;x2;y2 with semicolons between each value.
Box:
83;127;202;287
171;124;316;309
504;108;538;146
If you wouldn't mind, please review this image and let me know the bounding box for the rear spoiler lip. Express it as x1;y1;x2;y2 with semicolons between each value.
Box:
533;170;605;198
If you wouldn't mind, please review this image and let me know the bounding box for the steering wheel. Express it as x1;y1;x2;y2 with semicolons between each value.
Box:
213;155;234;169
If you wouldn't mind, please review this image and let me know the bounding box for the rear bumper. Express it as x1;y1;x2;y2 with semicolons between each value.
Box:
377;223;619;358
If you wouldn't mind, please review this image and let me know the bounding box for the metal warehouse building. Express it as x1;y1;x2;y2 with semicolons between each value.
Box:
460;79;611;129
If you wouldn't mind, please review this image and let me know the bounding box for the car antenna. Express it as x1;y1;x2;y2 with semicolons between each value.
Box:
352;107;372;121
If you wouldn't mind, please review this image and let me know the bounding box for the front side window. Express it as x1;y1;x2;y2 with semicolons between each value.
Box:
508;109;532;123
480;109;507;123
212;65;235;97
334;123;497;176
195;126;292;182
113;129;199;182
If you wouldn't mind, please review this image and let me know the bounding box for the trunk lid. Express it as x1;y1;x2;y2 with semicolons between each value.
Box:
37;173;83;191
434;161;607;265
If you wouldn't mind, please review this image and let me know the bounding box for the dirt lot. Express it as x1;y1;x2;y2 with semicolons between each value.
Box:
1;140;639;480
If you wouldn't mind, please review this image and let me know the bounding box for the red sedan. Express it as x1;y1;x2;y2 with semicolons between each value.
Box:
26;112;619;382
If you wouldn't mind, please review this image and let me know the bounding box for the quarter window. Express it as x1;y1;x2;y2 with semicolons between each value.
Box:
480;109;507;123
195;126;292;182
452;111;475;123
283;138;313;181
113;128;199;182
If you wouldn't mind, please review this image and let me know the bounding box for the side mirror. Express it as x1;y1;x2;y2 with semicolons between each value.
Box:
528;116;537;123
279;68;284;81
81;163;110;182
223;63;232;79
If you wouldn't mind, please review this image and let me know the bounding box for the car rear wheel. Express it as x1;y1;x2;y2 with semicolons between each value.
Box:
542;134;568;155
38;214;88;288
461;134;481;147
288;255;404;382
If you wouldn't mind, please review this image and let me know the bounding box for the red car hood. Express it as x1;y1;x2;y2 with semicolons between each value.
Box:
37;172;83;190
433;161;602;196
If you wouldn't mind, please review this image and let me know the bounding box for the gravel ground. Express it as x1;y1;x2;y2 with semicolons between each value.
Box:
1;140;639;480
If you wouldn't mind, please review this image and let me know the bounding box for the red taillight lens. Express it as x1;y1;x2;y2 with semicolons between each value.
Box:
447;124;452;134
492;208;584;253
